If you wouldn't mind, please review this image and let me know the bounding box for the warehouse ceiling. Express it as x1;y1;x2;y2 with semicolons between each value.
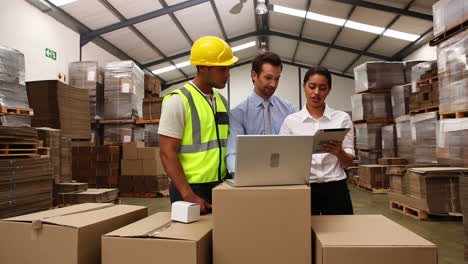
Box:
27;0;436;87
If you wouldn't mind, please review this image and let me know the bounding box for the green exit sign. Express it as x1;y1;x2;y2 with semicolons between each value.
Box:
45;48;57;60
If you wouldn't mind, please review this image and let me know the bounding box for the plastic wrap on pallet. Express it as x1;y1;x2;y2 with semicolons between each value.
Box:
103;61;144;119
144;124;159;147
354;122;391;150
432;0;468;37
410;112;438;164
381;124;396;158
103;124;136;144
410;61;437;93
395;115;414;164
437;30;468;113
134;126;144;142
0;44;29;109
404;60;425;83
351;93;392;122
391;84;411;118
353;62;405;93
357;150;381;165
436;118;468;167
69;61;104;119
0;115;31;127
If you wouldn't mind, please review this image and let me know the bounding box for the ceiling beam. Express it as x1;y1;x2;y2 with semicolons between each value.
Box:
318;5;356;66
159;0;194;46
291;0;313;63
209;0;228;41
164;57;354;90
97;0;186;79
391;28;434;61
80;0;209;46
143;30;391;69
342;0;415;73
332;0;432;21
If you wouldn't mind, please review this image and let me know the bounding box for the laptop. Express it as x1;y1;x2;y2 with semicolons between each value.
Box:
226;135;314;187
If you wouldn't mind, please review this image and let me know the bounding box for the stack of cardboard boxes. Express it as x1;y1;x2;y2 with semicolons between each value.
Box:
120;142;168;194
410;112;439;164
69;61;105;119
72;145;121;188
352;62;405;165
409;61;439;112
143;73;163;120
26;80;92;140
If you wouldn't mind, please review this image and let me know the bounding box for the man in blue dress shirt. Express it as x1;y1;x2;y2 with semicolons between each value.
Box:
226;52;296;174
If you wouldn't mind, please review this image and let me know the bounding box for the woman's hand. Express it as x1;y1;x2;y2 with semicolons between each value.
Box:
321;140;343;156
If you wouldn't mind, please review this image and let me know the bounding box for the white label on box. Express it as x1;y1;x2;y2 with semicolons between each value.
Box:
123;136;131;142
122;83;130;93
411;125;416;141
396;126;401;138
133;84;137;95
87;71;96;81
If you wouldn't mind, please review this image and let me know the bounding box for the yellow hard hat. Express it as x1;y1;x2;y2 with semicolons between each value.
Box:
190;36;239;66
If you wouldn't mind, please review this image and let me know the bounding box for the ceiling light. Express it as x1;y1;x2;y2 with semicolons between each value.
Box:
232;41;257;52
383;29;419;42
152;41;257;75
344;20;384;35
272;4;420;42
48;0;78;6
256;0;268;15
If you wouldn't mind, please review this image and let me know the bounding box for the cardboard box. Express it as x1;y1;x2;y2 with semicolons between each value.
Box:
137;147;158;160
359;165;389;189
311;215;437;264
59;188;119;204
121;159;143;176
123;142;144;160
213;183;311;264
142;159;157;176
0;203;148;264
171;201;201;223
102;212;212;264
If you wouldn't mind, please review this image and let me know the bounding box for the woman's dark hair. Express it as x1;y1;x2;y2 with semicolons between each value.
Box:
303;66;332;88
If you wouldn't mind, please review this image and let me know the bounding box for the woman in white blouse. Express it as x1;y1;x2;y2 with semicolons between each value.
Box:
280;66;354;215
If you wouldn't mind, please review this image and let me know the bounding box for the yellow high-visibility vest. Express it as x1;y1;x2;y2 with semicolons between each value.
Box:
163;83;229;183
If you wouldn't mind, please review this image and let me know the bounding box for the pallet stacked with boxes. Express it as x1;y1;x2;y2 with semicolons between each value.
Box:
120;142;168;196
101;61;144;144
0;45;33;126
0;127;54;218
432;1;468;258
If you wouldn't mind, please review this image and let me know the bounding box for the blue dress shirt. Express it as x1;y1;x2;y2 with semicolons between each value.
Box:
226;92;296;173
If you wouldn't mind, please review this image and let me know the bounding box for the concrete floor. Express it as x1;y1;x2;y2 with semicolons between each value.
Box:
121;183;464;264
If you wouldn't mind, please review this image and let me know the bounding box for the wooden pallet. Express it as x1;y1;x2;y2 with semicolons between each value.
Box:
38;147;51;156
353;119;393;124
0;105;34;116
409;106;439;116
98;119;137;124
0;141;39;156
390;200;463;221
120;190;169;198
430;19;468;46
416;76;438;88
440;110;468;119
356;183;389;194
136;119;160;124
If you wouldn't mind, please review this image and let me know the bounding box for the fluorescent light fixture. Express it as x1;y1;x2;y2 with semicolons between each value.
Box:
344;20;384;35
152;41;257;75
307;12;346;26
273;5;307;18
383;29;419;42
153;65;176;75
232;41;257;52
48;0;78;6
272;4;420;41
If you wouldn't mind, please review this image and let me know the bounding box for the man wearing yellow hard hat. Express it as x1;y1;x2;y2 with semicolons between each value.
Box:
159;36;238;214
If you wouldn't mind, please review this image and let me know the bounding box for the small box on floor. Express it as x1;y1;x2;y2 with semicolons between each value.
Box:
213;182;311;264
102;212;212;264
311;215;437;264
0;203;148;264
